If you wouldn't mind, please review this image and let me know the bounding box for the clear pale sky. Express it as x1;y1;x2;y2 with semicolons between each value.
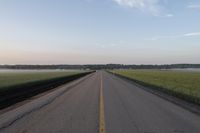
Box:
0;0;200;65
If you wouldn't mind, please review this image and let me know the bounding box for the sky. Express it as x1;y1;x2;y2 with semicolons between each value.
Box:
0;0;200;65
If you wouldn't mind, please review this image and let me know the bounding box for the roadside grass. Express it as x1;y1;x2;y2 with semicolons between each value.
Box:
0;70;93;109
0;71;81;92
111;70;200;105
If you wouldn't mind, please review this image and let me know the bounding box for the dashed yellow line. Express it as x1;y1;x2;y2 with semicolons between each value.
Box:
99;73;106;133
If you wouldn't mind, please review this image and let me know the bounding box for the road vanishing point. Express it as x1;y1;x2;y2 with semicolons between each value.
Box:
0;71;200;133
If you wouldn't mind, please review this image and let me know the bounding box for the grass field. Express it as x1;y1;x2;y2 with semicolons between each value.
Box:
111;70;200;104
0;70;82;91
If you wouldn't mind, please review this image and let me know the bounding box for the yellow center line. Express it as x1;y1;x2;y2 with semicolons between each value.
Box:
99;72;106;133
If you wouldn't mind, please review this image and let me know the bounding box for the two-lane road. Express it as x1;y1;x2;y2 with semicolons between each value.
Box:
0;71;200;133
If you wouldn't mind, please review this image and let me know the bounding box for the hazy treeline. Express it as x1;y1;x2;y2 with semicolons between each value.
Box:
0;64;200;70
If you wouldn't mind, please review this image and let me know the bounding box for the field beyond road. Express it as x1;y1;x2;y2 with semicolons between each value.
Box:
0;70;82;92
0;70;91;109
111;70;200;105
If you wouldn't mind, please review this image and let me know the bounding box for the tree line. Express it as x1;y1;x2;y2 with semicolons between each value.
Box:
0;64;200;70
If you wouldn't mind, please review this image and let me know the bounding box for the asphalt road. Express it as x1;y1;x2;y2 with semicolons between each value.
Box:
0;71;200;133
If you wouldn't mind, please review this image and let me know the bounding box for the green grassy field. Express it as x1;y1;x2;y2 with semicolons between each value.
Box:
112;70;200;104
0;71;81;91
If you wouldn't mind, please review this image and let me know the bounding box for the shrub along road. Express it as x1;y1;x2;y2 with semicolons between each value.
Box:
0;71;200;133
